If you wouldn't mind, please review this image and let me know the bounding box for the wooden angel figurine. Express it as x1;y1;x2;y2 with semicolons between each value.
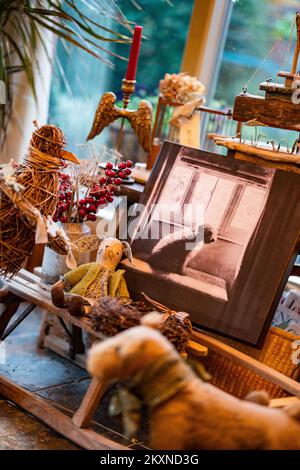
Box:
88;321;300;450
51;235;134;315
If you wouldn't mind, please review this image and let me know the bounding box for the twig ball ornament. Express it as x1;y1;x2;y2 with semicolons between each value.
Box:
31;120;65;158
160;314;192;355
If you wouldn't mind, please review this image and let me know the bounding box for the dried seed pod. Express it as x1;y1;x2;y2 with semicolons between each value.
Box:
159;314;192;354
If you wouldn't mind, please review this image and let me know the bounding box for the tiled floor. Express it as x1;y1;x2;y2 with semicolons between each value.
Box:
0;400;78;450
0;306;147;450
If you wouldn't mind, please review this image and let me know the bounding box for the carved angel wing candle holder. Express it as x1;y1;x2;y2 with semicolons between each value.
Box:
87;25;152;155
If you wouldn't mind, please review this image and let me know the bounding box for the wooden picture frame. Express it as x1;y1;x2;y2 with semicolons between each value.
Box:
122;142;300;346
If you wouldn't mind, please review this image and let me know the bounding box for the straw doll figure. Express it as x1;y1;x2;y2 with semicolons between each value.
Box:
51;236;134;315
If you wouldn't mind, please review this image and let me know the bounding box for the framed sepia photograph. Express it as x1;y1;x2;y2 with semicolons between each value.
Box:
123;142;300;346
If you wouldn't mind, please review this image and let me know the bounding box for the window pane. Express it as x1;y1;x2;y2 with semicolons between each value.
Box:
230;186;266;231
205;178;236;229
211;0;299;146
107;0;193;96
152;164;194;221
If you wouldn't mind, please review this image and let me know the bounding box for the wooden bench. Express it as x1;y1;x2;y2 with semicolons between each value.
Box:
0;269;207;443
0;268;208;361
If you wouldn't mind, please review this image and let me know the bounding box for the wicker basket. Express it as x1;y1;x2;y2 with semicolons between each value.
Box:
202;327;300;399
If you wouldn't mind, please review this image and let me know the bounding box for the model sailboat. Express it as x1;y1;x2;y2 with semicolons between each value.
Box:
209;12;300;174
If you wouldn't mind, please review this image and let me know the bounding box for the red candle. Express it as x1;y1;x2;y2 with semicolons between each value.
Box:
125;25;143;81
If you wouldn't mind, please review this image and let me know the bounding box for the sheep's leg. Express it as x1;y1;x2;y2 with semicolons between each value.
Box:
72;378;107;428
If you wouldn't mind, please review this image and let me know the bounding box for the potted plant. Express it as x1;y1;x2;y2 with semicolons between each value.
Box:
0;1;132;147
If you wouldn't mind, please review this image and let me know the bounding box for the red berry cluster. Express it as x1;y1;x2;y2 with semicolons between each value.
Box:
53;160;133;224
53;173;72;223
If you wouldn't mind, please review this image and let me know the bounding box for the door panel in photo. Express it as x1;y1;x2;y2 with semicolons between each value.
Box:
184;172;218;225
221;185;268;245
204;178;237;230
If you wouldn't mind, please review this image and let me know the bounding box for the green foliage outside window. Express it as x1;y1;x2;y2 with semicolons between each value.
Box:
48;1;193;150
215;0;299;145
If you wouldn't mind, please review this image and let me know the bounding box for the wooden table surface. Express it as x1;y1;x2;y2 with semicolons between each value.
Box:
119;181;144;204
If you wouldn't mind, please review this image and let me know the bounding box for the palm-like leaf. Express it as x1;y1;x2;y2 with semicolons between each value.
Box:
0;0;133;147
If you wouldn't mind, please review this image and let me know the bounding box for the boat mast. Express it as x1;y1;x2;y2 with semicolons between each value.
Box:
277;12;300;87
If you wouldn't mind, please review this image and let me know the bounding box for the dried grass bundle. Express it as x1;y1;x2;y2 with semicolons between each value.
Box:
90;297;192;354
0;123;66;277
90;297;142;336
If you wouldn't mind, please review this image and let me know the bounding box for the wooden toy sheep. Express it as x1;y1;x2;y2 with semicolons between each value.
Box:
87;325;300;450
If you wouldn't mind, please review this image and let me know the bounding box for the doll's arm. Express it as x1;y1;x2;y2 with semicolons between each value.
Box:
51;277;90;316
63;263;90;288
109;270;130;298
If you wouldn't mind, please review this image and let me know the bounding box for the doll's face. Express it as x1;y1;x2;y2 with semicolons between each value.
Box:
96;238;123;269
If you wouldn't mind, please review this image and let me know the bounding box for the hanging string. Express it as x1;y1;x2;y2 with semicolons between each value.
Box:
243;39;282;92
281;17;296;74
242;16;296;92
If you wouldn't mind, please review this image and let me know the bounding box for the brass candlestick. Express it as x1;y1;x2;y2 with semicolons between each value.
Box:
116;79;136;152
86;78;153;155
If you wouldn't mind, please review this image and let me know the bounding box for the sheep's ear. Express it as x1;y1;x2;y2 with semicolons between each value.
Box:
71;235;104;253
122;241;134;265
141;312;162;329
